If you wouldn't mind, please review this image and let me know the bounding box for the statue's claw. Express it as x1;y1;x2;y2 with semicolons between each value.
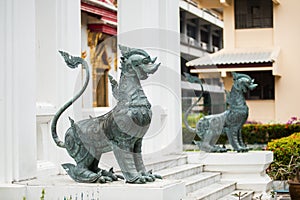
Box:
96;167;123;183
144;176;155;182
116;174;124;180
211;145;227;153
127;176;146;184
97;176;106;183
236;148;248;153
153;174;162;179
141;170;162;182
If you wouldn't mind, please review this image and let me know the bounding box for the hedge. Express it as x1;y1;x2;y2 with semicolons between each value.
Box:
267;132;300;180
182;123;300;145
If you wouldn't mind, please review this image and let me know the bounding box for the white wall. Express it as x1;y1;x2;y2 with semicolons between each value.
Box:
118;0;183;155
0;0;37;183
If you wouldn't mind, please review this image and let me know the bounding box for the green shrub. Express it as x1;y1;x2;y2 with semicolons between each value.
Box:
182;123;300;145
219;124;300;145
215;124;300;145
182;113;203;144
267;132;300;180
241;124;300;144
182;113;204;128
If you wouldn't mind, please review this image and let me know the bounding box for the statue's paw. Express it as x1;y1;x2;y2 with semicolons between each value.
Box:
236;147;248;153
97;175;119;183
116;174;124;180
141;170;162;182
241;146;250;151
98;167;124;182
211;145;227;153
62;163;100;183
127;176;146;184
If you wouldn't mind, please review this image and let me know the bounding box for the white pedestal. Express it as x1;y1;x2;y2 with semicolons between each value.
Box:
7;175;185;200
187;151;273;192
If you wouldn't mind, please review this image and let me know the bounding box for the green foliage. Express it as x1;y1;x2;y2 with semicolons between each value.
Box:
182;113;204;128
241;124;300;144
218;123;300;145
40;188;45;200
182;113;204;144
267;132;300;181
183;123;300;145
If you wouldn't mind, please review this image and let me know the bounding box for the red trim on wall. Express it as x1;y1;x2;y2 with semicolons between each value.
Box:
88;24;117;35
81;2;117;22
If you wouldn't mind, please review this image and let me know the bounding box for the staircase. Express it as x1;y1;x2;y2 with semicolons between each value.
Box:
146;154;254;200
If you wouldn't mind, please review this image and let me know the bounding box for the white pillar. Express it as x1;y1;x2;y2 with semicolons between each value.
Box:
0;0;37;183
118;0;182;155
35;0;81;174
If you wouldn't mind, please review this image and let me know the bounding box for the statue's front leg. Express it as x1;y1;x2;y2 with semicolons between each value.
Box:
225;127;245;152
112;144;146;184
133;139;162;182
237;129;249;152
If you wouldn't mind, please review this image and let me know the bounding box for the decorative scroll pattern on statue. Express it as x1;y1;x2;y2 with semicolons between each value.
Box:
51;45;161;183
184;72;257;152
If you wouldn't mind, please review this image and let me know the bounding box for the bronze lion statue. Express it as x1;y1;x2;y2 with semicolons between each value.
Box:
184;72;257;152
51;45;161;183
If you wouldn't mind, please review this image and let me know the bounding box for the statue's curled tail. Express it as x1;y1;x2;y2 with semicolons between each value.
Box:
50;51;90;148
183;73;204;135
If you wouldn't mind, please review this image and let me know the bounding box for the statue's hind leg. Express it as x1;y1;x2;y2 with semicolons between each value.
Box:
62;153;101;183
62;128;99;182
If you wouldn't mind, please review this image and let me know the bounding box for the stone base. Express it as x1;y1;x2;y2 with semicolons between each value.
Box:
2;175;185;200
187;151;273;192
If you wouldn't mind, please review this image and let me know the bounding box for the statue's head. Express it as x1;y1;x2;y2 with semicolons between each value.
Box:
232;72;258;93
119;45;160;80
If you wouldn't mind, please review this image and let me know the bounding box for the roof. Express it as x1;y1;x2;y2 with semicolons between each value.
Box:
186;48;280;67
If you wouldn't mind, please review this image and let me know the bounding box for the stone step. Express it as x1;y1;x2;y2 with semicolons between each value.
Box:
219;190;254;200
184;181;236;200
158;163;203;180
145;154;188;172
100;153;188;174
182;172;221;194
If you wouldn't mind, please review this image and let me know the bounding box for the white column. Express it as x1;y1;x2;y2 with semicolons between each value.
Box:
118;0;182;155
0;0;37;183
35;0;81;174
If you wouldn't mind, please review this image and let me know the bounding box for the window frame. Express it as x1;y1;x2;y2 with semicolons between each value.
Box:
234;0;274;29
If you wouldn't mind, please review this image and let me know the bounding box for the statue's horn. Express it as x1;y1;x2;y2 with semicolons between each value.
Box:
143;63;160;74
151;57;157;63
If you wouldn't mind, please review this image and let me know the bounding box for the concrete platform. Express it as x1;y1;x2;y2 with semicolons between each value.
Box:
9;175;185;200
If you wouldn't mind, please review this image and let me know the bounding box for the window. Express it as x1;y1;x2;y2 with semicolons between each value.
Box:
187;24;197;39
235;0;273;29
88;31;117;107
241;71;274;100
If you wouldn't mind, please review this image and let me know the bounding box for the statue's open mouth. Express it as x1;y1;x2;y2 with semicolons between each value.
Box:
249;83;258;90
138;63;161;80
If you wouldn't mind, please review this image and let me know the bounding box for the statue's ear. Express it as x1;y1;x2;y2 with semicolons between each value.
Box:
231;72;237;80
119;44;132;56
233;79;242;91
